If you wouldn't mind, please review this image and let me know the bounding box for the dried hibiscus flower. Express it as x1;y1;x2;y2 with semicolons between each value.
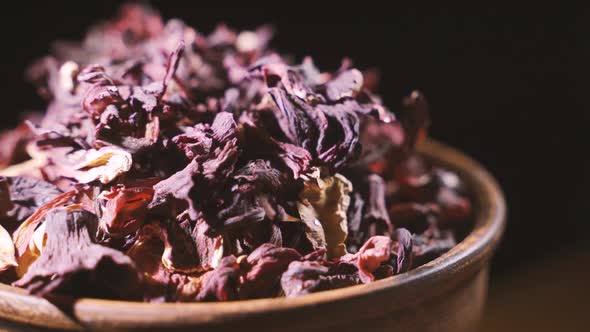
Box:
13;208;142;299
96;185;154;236
0;4;473;302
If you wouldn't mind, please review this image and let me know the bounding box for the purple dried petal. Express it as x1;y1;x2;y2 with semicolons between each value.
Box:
268;88;317;151
13;208;141;299
345;192;365;252
0;3;473;303
363;174;393;236
316;101;361;170
391;228;413;274
280;260;329;297
1;177;62;226
347;235;392;283
401;90;430;150
394;155;438;202
97;185;154;237
239;243;301;299
234;160;282;193
196;255;240;302
82;83;122;119
281;260;360;298
161;219;200;273
151;159;200;219
273;140;312;179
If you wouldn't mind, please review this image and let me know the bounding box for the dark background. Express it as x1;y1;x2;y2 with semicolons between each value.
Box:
0;1;585;281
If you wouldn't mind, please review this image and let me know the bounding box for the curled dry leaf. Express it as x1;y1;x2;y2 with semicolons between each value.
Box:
14;223;46;277
297;171;352;259
12;190;76;258
74;146;132;184
97;185;154;236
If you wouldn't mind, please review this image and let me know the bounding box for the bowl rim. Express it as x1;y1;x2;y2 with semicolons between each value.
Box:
0;139;506;329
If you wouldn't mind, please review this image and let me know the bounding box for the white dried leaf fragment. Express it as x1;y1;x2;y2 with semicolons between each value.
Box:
297;171;353;259
0;225;17;271
74;146;132;184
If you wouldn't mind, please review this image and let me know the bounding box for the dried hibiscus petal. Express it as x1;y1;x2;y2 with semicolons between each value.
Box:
340;235;393;283
12;190;76;258
391;228;413;274
97;185;154;236
0;4;475;302
192;219;224;270
363;174;393;236
315;102;361;170
400;90;430;151
127;224;166;276
161;219;200;273
13;208;142;299
0;176;63;227
195;256;241;302
280;260;360;298
151;159;200;219
238;243;301;299
281;260;330;297
125;223;182;302
152;112;239;220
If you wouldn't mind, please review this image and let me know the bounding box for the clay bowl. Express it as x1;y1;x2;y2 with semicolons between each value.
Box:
0;139;506;331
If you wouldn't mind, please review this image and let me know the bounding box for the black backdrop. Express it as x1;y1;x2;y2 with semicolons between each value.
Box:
0;2;585;276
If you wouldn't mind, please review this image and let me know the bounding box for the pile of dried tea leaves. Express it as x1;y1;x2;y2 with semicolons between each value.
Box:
0;4;472;302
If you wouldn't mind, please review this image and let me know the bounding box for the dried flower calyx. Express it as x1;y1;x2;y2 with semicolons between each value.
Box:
0;4;472;302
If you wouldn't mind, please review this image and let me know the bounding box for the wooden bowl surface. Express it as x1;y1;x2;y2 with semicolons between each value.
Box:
0;140;506;331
